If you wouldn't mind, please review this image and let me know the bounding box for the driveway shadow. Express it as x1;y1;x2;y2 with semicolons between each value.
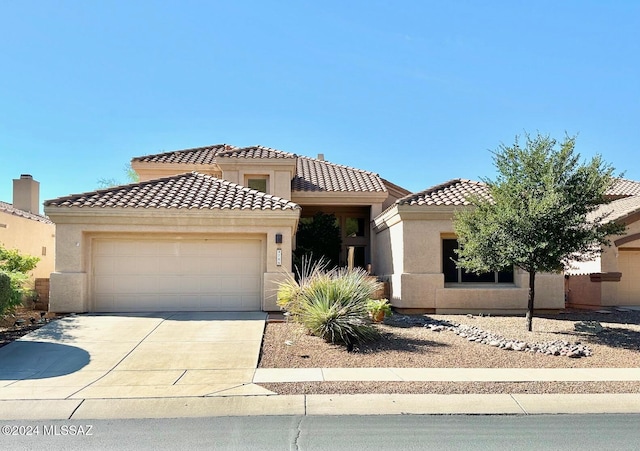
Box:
0;341;90;380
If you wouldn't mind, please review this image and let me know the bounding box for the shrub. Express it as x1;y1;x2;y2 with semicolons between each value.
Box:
0;271;24;315
301;295;379;349
0;245;40;315
0;246;39;273
276;256;328;319
367;298;393;322
277;259;382;350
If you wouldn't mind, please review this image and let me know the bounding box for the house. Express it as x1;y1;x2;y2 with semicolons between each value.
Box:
44;145;408;313
372;179;565;313
44;143;635;314
565;178;640;308
0;174;55;281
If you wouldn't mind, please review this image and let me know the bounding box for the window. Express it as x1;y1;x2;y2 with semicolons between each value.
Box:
246;177;268;193
442;239;514;284
345;217;365;237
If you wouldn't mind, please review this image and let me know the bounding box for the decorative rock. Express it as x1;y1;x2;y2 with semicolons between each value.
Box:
400;313;593;358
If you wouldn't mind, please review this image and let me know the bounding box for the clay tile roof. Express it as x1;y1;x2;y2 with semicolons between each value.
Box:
0;201;53;224
44;172;300;211
397;179;490;207
293;156;387;193
589;195;640;223
606;178;640;198
217;145;297;159
131;144;236;165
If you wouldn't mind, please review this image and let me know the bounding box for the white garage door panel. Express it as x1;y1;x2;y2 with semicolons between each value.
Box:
92;239;263;312
619;250;640;305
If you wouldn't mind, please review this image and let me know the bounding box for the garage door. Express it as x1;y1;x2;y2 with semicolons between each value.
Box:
92;238;262;312
618;249;640;305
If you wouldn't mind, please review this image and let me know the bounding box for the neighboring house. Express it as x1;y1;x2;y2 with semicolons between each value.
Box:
565;178;640;308
0;174;55;280
373;179;565;313
44;145;409;313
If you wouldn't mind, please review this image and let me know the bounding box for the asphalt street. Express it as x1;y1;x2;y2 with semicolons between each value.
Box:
2;414;640;450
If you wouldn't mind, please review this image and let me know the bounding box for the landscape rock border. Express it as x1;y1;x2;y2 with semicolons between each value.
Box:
388;314;593;358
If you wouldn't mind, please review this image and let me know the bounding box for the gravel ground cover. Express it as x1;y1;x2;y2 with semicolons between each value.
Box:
258;309;640;394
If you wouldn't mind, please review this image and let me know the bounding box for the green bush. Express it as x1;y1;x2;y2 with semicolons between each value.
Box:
0;245;40;315
0;271;23;315
277;259;381;350
0;246;39;273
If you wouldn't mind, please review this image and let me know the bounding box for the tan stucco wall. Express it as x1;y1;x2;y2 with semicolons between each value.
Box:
373;205;565;313
566;274;602;308
599;219;640;306
0;212;55;280
45;208;299;313
216;160;296;200
131;162;222;182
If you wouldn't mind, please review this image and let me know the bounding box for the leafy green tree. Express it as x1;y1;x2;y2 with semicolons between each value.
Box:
0;246;40;273
97;163;140;189
294;212;342;269
454;133;625;331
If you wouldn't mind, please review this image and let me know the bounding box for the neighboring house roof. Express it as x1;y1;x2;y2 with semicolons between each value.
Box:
396;179;490;207
217;145;297;159
0;200;53;224
132;144;236;165
606;178;640;198
588;195;640;224
44;172;300;211
293;156;387;193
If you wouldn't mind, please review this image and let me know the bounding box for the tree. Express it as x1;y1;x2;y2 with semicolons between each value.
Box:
294;212;342;269
453;133;625;331
97;163;139;189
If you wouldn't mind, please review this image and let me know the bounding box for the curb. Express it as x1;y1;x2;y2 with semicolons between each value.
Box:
2;393;640;420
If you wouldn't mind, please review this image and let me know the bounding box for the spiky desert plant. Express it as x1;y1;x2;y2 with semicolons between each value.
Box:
278;258;383;350
300;293;379;350
276;256;329;320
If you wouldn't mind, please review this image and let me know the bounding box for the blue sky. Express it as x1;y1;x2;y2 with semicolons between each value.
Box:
1;1;638;212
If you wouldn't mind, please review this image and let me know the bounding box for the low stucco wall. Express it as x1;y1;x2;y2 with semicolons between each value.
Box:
390;271;564;313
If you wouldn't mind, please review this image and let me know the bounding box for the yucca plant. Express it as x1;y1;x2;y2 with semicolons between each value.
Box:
301;295;379;350
277;258;382;350
276;256;329;320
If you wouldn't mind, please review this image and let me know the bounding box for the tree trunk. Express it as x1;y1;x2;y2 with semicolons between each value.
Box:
526;271;536;332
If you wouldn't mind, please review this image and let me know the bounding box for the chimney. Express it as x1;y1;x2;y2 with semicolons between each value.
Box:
317;153;324;161
13;174;40;214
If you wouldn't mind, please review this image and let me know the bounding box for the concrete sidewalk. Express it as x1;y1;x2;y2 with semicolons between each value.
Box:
254;367;640;383
2;392;640;420
1;365;640;419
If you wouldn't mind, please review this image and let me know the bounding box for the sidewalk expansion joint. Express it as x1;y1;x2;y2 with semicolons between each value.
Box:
68;398;85;419
510;394;528;415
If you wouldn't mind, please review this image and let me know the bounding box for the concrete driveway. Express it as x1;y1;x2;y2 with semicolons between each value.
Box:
0;312;272;400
